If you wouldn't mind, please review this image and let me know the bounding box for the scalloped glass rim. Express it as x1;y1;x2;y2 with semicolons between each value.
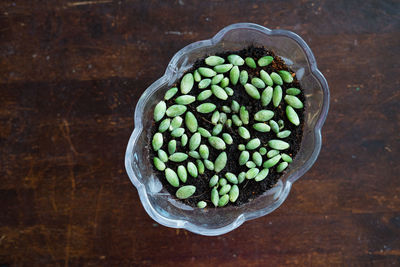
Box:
125;23;330;236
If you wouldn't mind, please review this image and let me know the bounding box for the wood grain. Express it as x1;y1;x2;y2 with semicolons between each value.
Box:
0;0;399;266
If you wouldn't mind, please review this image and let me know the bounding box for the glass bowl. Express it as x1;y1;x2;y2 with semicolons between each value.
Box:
125;23;329;236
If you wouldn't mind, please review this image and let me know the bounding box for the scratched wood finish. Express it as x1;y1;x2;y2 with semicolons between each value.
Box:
1;0;399;266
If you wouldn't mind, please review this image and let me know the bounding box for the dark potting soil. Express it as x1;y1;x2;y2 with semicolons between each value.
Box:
150;46;305;207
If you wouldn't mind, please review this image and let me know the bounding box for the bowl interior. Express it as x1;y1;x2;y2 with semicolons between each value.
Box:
127;25;327;234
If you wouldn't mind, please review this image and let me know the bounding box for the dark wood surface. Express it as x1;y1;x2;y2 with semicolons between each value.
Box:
1;0;399;266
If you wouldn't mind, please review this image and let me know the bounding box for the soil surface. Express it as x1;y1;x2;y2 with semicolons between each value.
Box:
150;46;304;207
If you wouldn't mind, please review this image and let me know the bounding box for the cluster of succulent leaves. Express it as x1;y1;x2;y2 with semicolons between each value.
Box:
152;53;304;208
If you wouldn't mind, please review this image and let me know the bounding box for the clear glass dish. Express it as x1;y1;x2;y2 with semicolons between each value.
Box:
125;23;329;236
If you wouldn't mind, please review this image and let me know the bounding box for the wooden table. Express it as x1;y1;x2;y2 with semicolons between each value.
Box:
1;0;399;265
